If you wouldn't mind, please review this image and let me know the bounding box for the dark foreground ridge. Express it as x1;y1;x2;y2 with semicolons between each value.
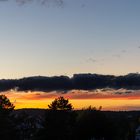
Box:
3;109;140;140
0;73;140;91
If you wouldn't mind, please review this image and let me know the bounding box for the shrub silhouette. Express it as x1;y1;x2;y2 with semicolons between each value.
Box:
48;96;73;110
0;95;14;111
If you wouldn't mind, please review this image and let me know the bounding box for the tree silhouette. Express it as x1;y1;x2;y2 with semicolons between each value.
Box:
0;95;14;111
48;96;73;110
35;97;75;140
0;95;18;140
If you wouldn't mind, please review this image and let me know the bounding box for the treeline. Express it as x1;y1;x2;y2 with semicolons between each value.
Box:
1;73;140;91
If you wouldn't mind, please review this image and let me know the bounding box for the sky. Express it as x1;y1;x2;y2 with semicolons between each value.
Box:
4;89;140;111
0;0;140;110
0;0;140;78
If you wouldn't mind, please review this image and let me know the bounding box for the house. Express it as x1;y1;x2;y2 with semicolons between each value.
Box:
135;126;140;140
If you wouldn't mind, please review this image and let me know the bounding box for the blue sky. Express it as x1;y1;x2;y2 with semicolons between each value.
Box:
0;0;140;78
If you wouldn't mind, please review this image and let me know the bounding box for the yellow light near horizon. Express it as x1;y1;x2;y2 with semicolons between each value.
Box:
13;99;53;109
10;98;140;111
4;91;140;111
70;99;140;110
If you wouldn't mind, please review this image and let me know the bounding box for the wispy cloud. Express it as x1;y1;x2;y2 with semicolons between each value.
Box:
3;89;139;100
112;54;121;58
121;50;127;53
86;58;98;63
9;0;64;6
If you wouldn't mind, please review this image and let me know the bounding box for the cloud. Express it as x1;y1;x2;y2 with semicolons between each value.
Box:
121;50;127;53
2;0;64;6
112;54;121;58
112;49;127;59
0;73;140;92
3;89;140;100
86;58;98;63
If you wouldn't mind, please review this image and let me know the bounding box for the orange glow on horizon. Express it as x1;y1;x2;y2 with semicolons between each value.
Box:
12;99;140;111
1;90;140;111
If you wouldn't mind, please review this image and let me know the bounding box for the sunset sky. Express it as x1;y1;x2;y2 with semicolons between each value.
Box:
0;0;140;110
4;89;140;111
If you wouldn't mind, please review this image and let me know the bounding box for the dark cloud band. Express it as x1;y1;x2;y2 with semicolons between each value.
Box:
0;73;140;92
